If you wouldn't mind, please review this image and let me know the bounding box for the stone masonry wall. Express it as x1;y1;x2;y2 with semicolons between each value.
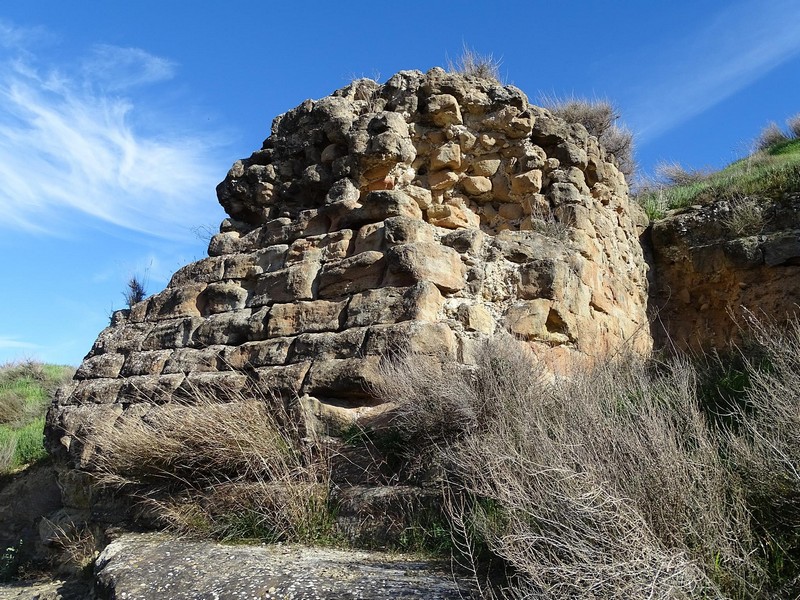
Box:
47;68;651;478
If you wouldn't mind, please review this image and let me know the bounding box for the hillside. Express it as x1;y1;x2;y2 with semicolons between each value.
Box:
0;361;74;474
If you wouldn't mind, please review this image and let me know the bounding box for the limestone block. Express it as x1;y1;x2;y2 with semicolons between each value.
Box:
222;338;293;369
505;300;552;341
285;231;353;265
363;321;457;359
75;354;125;380
336;190;423;230
179;371;249;396
511;170;543;196
260;212;329;246
353;222;385;254
199;282;248;315
287;329;368;363
146;284;207;320
267;300;346;337
462;176;492;196
169;257;226;287
318;251;387;298
249;262;319;306
428;170;459;191
220;253;260;280
548;182;584;206
383;216;434;245
441;229;487;256
192;310;252;347
120;350;172;377
457;304;496;333
208;231;243;257
426;94;462;126
141;318;203;351
253;363;311;398
304;357;381;400
427;203;480;229
69;379;124;405
471;158;501;177
162;347;225;374
431;142;462;171
385;243;465;293
498;203;524;221
345;282;443;328
404;185;433;210
482;106;533;138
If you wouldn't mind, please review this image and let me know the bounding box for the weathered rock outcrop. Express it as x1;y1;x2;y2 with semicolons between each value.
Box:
93;533;472;599
46;68;651;512
650;193;800;350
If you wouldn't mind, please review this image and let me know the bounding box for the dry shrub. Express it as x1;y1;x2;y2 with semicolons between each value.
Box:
375;334;760;599
755;122;789;151
728;315;800;592
85;382;332;543
42;518;99;572
722;196;764;236
655;161;709;186
0;391;25;425
787;114;800;139
448;45;502;82
543;96;635;180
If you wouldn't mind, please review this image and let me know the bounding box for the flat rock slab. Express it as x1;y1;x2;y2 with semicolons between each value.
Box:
95;533;473;599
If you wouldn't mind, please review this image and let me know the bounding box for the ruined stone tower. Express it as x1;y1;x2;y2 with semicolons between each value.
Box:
47;68;651;500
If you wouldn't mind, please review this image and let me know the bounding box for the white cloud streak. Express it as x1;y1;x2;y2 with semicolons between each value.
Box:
0;24;225;240
0;336;37;350
626;0;800;143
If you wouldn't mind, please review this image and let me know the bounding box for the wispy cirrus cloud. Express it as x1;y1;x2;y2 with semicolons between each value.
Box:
0;21;226;240
0;336;37;351
626;0;800;143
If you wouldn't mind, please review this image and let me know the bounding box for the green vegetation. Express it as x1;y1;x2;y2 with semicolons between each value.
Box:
636;118;800;220
0;361;74;473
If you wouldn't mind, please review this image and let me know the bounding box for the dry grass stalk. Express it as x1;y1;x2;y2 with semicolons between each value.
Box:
787;114;800;139
755;122;789;151
722;196;764;236
85;381;332;543
448;45;502;82
374;334;761;599
543;96;635;179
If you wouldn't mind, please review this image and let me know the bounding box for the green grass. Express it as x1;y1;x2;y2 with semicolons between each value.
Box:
0;361;74;473
637;138;800;219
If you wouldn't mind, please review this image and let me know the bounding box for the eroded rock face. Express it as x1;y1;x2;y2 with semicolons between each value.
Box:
649;193;800;351
94;533;473;599
46;68;650;497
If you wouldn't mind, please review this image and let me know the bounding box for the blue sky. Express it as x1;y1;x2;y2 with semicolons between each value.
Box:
1;0;800;367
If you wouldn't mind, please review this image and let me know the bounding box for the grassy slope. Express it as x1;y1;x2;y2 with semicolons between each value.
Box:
637;138;800;220
0;361;74;473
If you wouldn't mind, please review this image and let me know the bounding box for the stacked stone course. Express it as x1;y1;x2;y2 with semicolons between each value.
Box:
48;68;650;469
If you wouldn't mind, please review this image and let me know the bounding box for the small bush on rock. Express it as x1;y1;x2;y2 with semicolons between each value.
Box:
544;96;635;180
448;45;502;83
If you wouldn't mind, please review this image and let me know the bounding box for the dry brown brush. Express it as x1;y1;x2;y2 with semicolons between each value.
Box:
85;382;332;543
727;315;800;594
374;334;765;599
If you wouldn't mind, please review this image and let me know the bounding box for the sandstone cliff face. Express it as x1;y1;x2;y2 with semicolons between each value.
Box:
46;68;650;485
650;193;800;351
